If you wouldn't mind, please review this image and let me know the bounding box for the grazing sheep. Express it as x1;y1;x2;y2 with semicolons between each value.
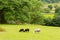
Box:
25;28;29;32
34;28;40;32
19;29;25;32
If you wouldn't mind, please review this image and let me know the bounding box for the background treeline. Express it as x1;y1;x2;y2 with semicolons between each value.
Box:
0;0;60;27
41;0;60;3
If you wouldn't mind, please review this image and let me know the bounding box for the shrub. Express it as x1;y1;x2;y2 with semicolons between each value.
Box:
48;5;53;10
52;15;60;27
43;8;50;13
44;18;53;26
55;7;60;14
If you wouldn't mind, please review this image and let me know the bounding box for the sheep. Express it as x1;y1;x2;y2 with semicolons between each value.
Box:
34;28;40;32
25;28;29;32
19;28;25;32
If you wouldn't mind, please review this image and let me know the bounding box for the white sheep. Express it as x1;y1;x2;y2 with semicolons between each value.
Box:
34;28;40;32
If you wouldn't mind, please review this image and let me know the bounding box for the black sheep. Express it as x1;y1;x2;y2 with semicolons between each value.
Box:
19;29;25;32
25;28;29;32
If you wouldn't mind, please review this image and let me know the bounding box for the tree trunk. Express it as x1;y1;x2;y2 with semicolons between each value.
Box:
0;10;7;24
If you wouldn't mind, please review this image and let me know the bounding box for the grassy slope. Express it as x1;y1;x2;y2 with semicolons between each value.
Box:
43;13;55;19
0;24;60;40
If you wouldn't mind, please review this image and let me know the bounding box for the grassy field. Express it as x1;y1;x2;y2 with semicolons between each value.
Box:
0;24;60;40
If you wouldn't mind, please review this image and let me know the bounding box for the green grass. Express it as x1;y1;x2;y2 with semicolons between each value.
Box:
43;13;55;19
0;24;60;40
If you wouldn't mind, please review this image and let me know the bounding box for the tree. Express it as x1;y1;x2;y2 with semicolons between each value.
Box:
0;8;7;24
41;0;60;3
52;6;60;26
55;6;60;14
52;15;60;26
0;0;44;24
48;5;53;10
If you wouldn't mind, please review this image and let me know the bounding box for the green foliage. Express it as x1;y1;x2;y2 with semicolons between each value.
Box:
51;6;60;26
0;0;44;24
44;18;53;26
41;5;60;27
48;5;53;10
55;7;60;14
29;13;45;25
52;15;60;26
43;8;50;13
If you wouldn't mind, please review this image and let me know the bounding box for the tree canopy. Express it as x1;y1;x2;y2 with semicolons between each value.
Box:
0;0;44;24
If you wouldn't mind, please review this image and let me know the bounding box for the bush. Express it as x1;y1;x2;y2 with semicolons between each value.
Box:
55;7;60;14
52;15;60;27
48;5;53;10
43;8;50;13
44;18;53;26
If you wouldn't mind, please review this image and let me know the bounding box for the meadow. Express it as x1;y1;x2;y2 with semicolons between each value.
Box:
0;0;60;40
0;24;60;40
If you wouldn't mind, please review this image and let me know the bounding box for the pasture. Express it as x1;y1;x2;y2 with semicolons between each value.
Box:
0;24;60;40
